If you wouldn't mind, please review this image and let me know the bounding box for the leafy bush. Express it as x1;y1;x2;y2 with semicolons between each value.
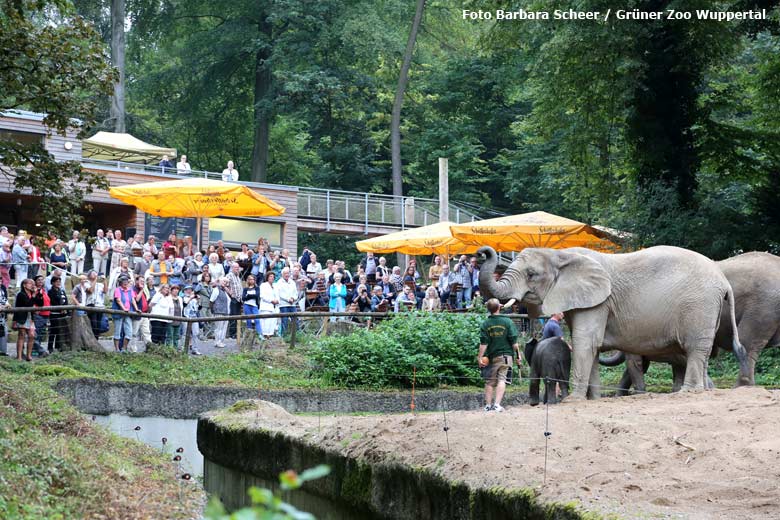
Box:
310;311;485;388
206;465;330;520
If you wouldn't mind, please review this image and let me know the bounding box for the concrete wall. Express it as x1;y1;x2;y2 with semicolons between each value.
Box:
54;378;524;419
198;408;594;519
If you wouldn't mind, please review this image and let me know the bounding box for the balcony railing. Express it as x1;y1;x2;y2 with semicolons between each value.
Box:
81;158;486;232
296;187;480;233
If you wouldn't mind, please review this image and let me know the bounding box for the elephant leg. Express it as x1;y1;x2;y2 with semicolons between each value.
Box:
559;381;569;401
671;363;686;392
732;318;772;386
567;307;608;400
740;348;759;387
586;358;601;399
681;341;714;391
617;369;633;397
625;353;646;393
529;368;541;406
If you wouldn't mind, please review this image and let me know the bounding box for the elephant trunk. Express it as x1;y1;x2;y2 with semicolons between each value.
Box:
477;246;515;302
598;351;626;367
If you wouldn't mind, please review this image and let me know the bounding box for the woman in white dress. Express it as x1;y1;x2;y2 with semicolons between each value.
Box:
259;271;279;339
109;229;127;273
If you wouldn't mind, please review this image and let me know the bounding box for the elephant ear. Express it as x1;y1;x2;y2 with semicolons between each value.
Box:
541;251;611;314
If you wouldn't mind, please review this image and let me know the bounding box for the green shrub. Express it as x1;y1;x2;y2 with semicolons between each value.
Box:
310;311;484;389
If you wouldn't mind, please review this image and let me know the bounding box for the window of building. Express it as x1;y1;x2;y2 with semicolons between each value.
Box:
0;129;44;147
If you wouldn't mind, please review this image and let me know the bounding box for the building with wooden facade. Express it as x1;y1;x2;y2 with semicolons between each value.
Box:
0;110;298;256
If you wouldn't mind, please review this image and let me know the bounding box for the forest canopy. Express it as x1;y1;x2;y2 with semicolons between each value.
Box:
29;0;780;258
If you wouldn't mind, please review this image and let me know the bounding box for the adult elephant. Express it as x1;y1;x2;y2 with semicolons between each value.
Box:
600;251;780;390
478;245;748;400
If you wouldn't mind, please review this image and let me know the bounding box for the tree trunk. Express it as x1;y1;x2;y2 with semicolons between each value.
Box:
250;20;273;184
69;311;105;353
390;0;426;199
109;0;126;133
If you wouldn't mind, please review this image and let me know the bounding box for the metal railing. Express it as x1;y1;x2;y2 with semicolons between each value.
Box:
296;187;480;232
81;157;490;232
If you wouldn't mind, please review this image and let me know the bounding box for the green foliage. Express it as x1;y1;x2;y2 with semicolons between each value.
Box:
0;0;114;238
311;311;484;388
205;465;330;520
0;372;202;519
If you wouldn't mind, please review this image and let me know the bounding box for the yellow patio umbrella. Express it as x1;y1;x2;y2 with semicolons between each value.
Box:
355;221;478;256
449;211;621;253
109;178;285;249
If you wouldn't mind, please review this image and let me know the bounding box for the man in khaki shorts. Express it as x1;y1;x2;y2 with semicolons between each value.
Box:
478;298;522;412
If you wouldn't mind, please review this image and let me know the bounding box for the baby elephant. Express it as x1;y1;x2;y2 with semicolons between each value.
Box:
525;337;571;405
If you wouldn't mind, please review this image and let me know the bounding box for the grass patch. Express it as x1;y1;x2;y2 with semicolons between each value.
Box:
0;372;204;519
0;345;325;390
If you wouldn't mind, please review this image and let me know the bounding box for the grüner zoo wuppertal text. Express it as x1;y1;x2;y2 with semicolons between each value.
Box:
462;9;769;22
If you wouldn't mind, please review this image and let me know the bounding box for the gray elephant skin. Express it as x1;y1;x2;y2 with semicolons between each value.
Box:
525;337;571;405
478;245;749;400
601;251;780;391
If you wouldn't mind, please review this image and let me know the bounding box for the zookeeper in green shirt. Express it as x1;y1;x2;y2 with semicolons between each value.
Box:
477;298;522;413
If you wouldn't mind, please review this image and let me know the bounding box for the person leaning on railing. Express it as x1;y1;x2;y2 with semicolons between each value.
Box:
47;276;69;352
13;278;42;361
131;275;151;349
148;283;172;346
210;277;232;347
31;275;50;357
113;275;139;352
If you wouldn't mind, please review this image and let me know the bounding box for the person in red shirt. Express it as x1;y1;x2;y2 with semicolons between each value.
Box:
32;275;50;357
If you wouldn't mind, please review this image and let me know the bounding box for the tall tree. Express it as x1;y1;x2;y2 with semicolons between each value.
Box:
0;0;114;237
250;14;273;183
109;0;126;132
390;0;425;198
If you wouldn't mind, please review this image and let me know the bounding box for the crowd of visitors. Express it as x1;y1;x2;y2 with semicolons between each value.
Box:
0;224;484;358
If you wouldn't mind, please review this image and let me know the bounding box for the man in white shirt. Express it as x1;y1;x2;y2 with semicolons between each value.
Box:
275;267;298;336
91;229;110;276
221;160;239;182
176;154;192;175
305;253;322;279
67;230;86;275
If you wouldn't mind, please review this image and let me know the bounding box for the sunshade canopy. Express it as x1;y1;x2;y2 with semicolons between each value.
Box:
83;131;177;163
356;221;478;256
109;178;285;219
449;211;620;253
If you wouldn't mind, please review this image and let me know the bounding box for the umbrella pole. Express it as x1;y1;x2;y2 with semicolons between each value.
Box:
197;217;202;253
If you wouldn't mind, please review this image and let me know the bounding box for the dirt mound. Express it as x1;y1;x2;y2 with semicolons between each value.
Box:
283;388;780;519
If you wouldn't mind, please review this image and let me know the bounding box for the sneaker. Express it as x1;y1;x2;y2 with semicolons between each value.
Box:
215;343;225;348
483;405;492;412
493;404;505;413
190;349;202;356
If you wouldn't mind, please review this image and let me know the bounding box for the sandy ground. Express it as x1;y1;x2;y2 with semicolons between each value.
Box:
248;388;780;519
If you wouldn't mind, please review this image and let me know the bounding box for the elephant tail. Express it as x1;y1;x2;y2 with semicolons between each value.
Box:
726;284;747;366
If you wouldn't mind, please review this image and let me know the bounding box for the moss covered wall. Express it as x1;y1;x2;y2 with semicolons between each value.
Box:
197;412;603;520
